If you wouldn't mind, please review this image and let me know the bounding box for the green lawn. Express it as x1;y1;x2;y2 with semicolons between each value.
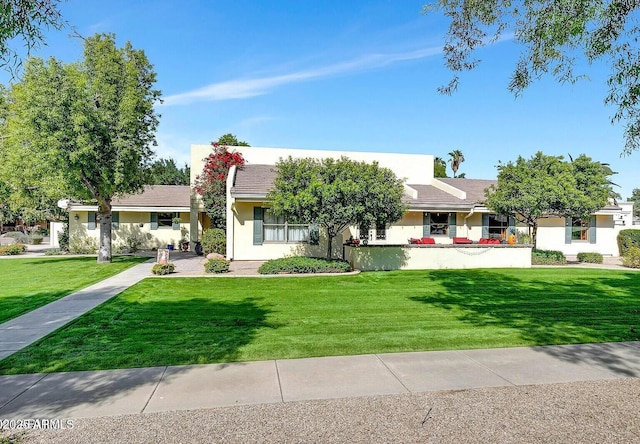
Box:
1;268;639;375
0;256;149;323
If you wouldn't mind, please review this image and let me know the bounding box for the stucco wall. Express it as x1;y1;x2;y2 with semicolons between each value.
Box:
535;215;621;256
345;245;532;271
69;210;191;250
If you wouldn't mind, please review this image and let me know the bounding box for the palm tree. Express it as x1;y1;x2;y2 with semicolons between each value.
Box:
434;156;447;178
448;150;465;178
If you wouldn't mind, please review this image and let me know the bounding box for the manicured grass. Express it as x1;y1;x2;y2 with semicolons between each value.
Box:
0;256;149;323
1;268;639;374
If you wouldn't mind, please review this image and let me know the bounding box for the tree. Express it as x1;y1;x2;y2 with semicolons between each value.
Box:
195;140;246;230
629;188;640;218
424;1;640;154
485;152;613;247
217;133;250;147
5;33;161;262
448;149;465;178
0;0;66;74
267;156;407;259
434;156;448;178
146;158;190;185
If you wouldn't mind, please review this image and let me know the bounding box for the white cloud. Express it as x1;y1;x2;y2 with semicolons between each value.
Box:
162;46;443;106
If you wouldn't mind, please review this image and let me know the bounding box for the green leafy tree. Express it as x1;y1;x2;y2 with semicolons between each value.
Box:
146;158;190;185
0;0;66;74
434;156;447;178
267;156;407;258
5;33;161;262
485;152;613;247
448;149;465;178
217;133;250;147
424;1;640;154
629;188;640;218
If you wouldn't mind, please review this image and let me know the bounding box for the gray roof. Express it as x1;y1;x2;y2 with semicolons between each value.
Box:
437;178;497;204
231;165;277;197
231;165;485;208
113;185;190;207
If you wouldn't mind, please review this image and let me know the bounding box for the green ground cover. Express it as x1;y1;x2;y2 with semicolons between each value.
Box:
0;256;149;323
1;268;639;374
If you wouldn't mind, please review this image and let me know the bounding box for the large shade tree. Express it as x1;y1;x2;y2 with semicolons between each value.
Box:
424;1;640;154
267;156;407;258
4;33;161;262
485;152;613;247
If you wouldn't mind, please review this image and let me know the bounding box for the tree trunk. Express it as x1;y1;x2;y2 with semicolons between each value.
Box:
326;232;333;259
532;223;538;250
97;200;112;263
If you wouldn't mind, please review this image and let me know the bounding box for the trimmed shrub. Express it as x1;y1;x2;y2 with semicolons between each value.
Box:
204;258;230;273
44;248;64;256
3;232;29;243
0;243;27;255
201;228;226;255
576;252;603;264
258;256;352;274
29;233;44;245
531;249;567;265
58;222;69;252
621;247;640;269
617;229;640;256
151;263;175;275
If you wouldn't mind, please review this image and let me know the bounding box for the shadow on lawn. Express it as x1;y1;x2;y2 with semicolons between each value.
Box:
410;269;640;374
0;297;275;417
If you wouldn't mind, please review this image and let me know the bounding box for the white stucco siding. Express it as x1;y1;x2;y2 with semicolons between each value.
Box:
535;215;621;256
69;210;191;250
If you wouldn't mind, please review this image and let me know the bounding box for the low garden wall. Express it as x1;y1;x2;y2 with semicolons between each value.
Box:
344;244;532;271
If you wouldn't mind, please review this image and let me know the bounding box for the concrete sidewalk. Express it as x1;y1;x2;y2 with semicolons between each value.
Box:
0;341;638;419
0;260;155;361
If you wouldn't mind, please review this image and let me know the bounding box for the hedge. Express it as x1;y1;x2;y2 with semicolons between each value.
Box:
258;256;352;274
151;263;175;275
531;249;567;265
618;229;640;256
204;258;230;273
576;252;603;264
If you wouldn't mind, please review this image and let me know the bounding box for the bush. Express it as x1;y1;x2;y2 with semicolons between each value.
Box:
618;229;640;256
576;252;603;264
151;263;175;275
123;234;145;253
0;243;27;255
200;228;226;255
516;230;532;244
58;222;69;252
204;258;230;273
29;233;44;245
621;247;640;269
3;231;29;243
44;248;64;256
532;249;567;265
69;236;98;254
258;256;352;274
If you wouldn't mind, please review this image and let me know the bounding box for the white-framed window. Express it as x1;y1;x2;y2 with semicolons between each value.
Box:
263;210;309;243
571;218;589;241
375;225;386;240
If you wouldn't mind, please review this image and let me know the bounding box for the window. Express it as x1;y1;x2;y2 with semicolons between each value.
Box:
571;218;589;241
263;210;308;243
157;212;175;228
488;214;509;240
375;225;386;240
429;212;450;235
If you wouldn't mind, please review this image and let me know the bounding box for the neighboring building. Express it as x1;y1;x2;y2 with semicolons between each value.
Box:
57;185;192;251
189;145;633;261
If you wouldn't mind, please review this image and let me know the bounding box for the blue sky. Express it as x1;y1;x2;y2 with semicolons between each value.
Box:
2;0;638;199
